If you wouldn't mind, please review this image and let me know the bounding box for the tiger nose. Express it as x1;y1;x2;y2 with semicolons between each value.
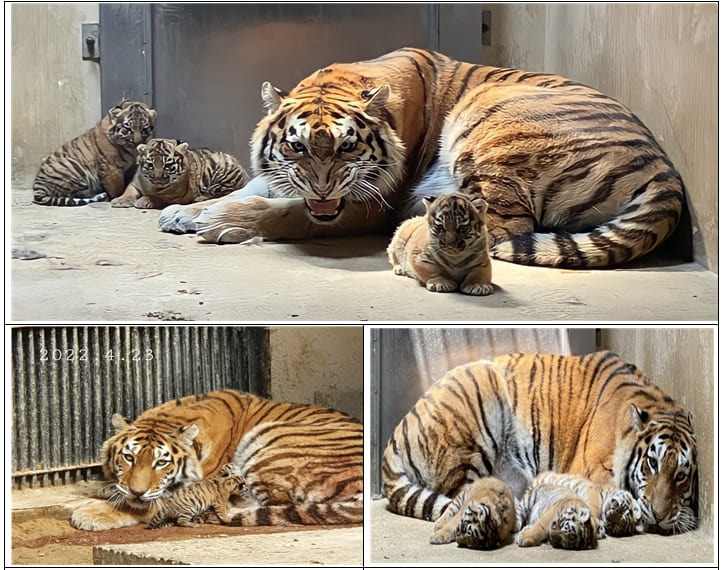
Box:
128;484;147;498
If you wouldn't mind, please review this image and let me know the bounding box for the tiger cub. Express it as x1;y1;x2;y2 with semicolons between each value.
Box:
387;193;494;295
146;464;246;529
430;477;516;549
111;138;249;209
515;471;642;549
33;100;156;206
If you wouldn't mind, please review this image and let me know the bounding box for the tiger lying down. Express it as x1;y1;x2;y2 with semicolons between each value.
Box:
160;47;685;268
70;390;362;531
382;351;697;550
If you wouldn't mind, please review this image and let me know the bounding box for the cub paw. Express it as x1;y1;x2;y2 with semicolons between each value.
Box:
603;490;642;537
461;283;494;296
110;196;135;208
515;526;539;547
426;278;456;293
133;196;156;209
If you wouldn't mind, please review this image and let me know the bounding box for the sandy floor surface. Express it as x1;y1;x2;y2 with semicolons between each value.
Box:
10;187;718;322
11;482;361;566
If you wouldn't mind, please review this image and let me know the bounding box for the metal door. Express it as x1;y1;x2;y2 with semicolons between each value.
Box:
98;3;483;169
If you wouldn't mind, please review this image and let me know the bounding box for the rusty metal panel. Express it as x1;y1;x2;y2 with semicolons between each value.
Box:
11;326;269;488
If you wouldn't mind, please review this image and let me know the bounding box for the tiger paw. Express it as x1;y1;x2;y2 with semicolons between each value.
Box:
603;490;642;537
461;282;494;296
515;525;541;547
110;196;135;208
158;203;203;233
133;196;156;209
392;265;406;276
70;499;143;531
426;278;457;293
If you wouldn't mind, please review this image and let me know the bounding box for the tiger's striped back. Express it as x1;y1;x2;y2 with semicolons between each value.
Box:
381;351;697;537
33;100;155;206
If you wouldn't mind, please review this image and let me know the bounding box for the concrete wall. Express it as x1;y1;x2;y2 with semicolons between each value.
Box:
485;3;718;272
598;328;716;533
268;326;363;422
11;3;101;190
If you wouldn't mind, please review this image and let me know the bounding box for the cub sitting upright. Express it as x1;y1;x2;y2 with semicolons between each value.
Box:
111;138;249;209
33;100;156;206
387;192;494;295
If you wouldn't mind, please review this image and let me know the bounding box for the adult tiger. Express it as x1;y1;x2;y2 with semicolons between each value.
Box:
381;351;697;545
70;390;363;531
159;47;684;267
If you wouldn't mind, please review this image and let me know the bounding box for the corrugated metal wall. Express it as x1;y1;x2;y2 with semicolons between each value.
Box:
369;327;597;494
11;326;269;489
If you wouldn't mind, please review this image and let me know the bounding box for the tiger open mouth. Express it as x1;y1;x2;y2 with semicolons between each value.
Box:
305;198;344;221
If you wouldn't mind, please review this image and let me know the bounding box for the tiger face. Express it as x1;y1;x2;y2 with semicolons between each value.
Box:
250;80;406;222
100;413;203;511
107;100;156;150
549;502;597;550
424;193;487;255
626;405;698;534
136;139;188;189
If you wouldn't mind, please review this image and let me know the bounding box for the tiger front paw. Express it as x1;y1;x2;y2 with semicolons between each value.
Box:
426;278;457;293
158;203;204;234
110;195;136;208
515;525;541;547
603;490;643;537
461;282;494;296
70;499;144;531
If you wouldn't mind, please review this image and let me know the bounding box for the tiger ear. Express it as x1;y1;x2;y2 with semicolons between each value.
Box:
579;507;591;522
111;413;130;434
177;424;200;447
422;195;436;213
148;109;157;122
175;142;189;153
362;84;391;118
136;143;148;154
470;196;489;216
629;404;649;431
261;82;287;114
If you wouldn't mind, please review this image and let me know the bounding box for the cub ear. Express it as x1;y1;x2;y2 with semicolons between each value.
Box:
422;195;436;213
136;143;148;154
148;109;157;122
177;424;200;447
175;142;189;153
261;81;288;114
362;84;391;118
579;507;591;522
469;196;489;216
110;413;130;434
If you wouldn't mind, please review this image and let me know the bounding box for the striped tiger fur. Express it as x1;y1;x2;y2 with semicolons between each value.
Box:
111;138;249;209
381;351;697;547
146;464;246;529
160;47;684;268
70;390;362;531
515;471;642;549
33;100;156;206
387;192;493;295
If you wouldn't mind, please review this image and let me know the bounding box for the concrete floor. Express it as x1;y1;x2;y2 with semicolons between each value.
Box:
10;189;718;322
368;498;715;565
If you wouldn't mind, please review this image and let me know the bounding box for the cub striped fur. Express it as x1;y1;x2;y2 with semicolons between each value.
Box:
33;100;155;206
111;138;249;209
387;192;494;295
147;464;246;529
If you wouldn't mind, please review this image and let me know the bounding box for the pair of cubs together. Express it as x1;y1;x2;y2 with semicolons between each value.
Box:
431;471;642;551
